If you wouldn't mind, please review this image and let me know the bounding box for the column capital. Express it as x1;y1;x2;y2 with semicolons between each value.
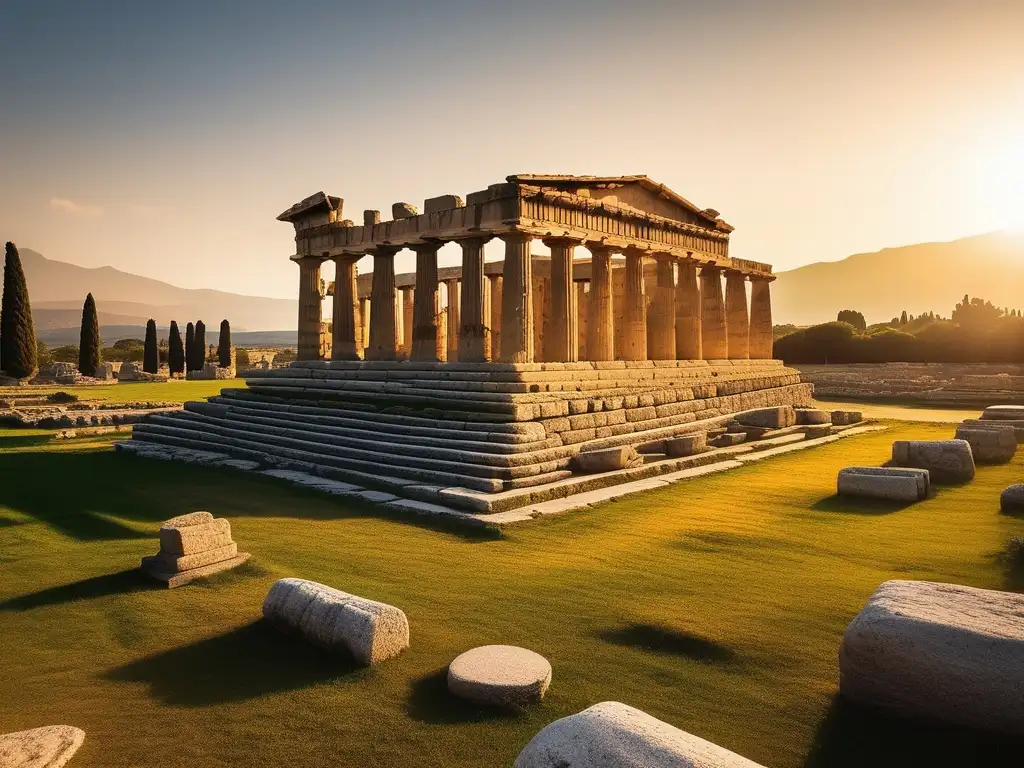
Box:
453;233;494;247
651;251;675;262
369;245;401;258
497;230;533;245
409;240;444;255
542;236;584;248
749;273;777;283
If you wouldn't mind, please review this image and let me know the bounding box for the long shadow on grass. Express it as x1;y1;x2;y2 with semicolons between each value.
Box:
811;495;914;516
406;668;522;724
0;449;499;543
804;695;1024;768
105;620;366;706
0;568;159;611
598;623;739;665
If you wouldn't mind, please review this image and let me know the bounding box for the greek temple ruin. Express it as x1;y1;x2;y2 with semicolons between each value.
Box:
122;175;815;521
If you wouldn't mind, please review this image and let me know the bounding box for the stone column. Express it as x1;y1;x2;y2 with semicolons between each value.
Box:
488;274;503;361
296;257;324;361
576;281;589;360
544;238;578;362
411;244;441;361
725;271;750;360
675;260;702;360
621;248;647;361
444;279;460;362
587;245;615;361
749;277;775;359
458;237;489;362
499;232;534;363
401;287;415;356
330;255;360;360
366;246;399;360
358;298;370;357
700;266;728;360
648;254;676;360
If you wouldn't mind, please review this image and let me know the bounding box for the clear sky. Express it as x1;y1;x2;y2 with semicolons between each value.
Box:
1;0;1022;299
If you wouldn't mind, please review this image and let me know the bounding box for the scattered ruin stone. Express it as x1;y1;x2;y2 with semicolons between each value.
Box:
514;701;766;768
840;580;1024;735
116;361;168;382
981;404;1024;421
961;418;1024;441
1002;485;1024;514
795;408;830;425
736;406;796;429
391;202;418;219
447;645;551;708
423;194;464;214
0;725;85;768
664;432;707;457
142;513;249;588
891;439;976;484
573;446;644;473
262;578;409;665
954;425;1017;464
710;432;746;448
837;467;930;502
803;424;833;439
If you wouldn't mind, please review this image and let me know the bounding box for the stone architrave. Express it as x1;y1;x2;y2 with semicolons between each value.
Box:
459;237;489;362
544;238;578;362
499;232;534;363
649;254;676;360
296;256;325;361
725;271;750;360
588;245;615;361
411;243;441;362
331;255;361;360
445;279;461;362
749;277;774;359
700;266;728;360
366;246;399;360
488;274;503;361
621;248;648;361
675;259;702;360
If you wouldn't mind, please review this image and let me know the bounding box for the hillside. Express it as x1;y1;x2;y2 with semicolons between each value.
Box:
772;231;1024;325
14;248;297;331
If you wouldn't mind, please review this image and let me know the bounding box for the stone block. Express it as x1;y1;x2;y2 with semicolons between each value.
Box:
891;439;975;484
804;424;833;438
954;426;1016;464
423;194;464;214
391;202;418;219
1001;484;1024;514
158;517;233;556
142;542;238;573
363;209;381;225
710;432;746;448
840;580;1024;735
162;511;214;528
573;446;644;473
837;467;929;502
961;418;1024;441
514;701;766;768
795;408;830;425
262;578;409;665
981;405;1024;421
664;432;707;458
0;725;85;768
831;410;849;426
736;406;795;429
447;645;551;708
144;553;250;588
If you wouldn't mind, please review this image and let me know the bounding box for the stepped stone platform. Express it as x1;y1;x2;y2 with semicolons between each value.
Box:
119;359;824;520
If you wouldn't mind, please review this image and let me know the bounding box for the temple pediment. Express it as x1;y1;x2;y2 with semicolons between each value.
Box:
508;174;732;232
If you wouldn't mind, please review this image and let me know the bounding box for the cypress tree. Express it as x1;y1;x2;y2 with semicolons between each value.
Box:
218;319;232;367
0;242;38;379
168;321;185;376
77;293;101;376
143;319;159;373
194;320;206;369
185;322;196;371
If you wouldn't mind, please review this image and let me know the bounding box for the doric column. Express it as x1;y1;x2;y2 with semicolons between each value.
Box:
358;298;370;356
366;246;399;360
725;271;750;360
330;255;360;360
621;248;647;361
458;237;489;362
532;272;549;363
749;277;775;359
576;281;589;360
499;232;534;363
401;287;414;356
444;279;460;362
296;256;325;361
700;266;728;360
488;274;503;361
648;254;676;360
411;243;441;361
587;245;615;361
544;238;578;362
675;260;702;360
612;266;626;359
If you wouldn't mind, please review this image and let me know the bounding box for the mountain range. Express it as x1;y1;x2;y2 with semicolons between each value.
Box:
12;231;1024;345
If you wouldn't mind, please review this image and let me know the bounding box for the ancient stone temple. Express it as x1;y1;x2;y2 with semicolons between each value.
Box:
122;175;813;520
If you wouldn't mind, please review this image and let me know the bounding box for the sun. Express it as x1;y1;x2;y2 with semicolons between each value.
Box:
976;138;1024;233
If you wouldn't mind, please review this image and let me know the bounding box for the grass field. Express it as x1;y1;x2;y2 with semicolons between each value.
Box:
0;379;247;404
0;423;1022;767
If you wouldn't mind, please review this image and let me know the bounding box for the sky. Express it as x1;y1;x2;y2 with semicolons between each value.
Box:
1;0;1022;299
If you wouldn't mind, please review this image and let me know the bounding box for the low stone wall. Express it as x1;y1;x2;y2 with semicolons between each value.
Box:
795;363;1024;405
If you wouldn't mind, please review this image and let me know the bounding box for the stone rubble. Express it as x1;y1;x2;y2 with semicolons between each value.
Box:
837;467;930;502
141;511;250;588
890;439;976;484
447;645;551;708
0;725;85;768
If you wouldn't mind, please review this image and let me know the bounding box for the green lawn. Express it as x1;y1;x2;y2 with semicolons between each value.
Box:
0;379;247;404
0;424;1021;768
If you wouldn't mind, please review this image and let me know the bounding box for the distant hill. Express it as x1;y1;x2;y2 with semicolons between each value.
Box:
13;248;297;332
38;325;298;348
773;231;1024;326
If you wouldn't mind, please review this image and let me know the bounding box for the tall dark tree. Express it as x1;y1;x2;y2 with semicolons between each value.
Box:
836;309;867;332
194;320;207;369
185;322;196;371
0;242;38;379
168;321;185;376
218;319;232;367
143;319;159;373
77;293;101;376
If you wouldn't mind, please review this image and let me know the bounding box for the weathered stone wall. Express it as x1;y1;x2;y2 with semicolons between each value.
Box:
795;363;1024;404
